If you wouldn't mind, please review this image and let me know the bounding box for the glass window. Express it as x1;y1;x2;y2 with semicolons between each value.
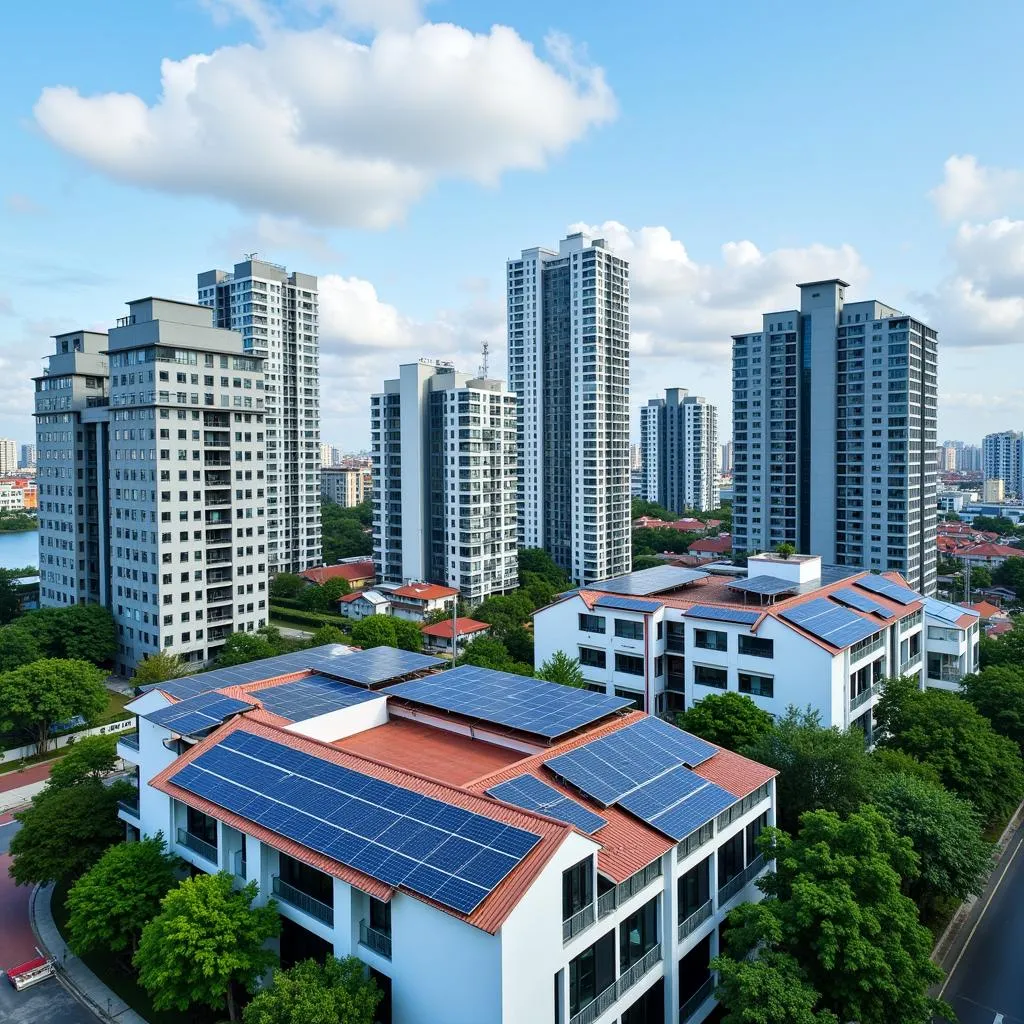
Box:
738;672;774;698
694;629;727;652
614;619;644;640
568;931;615;1018
678;856;711;920
718;831;744;887
579;613;606;634
563;856;594;920
578;647;606;669
619;897;658;971
693;664;727;689
738;635;773;658
615;653;644;676
746;811;769;858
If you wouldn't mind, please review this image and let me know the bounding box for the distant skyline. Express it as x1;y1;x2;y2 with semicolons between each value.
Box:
4;0;1024;448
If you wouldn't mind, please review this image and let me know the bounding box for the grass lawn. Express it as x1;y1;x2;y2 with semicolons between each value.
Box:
0;748;63;775
97;689;134;726
51;879;216;1024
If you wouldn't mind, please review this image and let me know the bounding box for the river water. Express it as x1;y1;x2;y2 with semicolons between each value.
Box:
0;531;38;571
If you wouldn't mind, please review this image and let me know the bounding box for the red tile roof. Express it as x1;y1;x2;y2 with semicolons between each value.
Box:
961;600;1007;620
299;561;375;584
987;622;1015;636
688;535;733;555
391;582;459;601
421;617;490;639
962;543;1022;559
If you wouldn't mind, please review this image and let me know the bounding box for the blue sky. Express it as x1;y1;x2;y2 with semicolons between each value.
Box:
3;0;1024;451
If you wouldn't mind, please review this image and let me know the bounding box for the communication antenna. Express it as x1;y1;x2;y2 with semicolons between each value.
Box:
479;340;490;378
244;251;259;261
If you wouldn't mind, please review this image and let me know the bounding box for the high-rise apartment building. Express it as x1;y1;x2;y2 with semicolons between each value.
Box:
198;260;321;575
319;442;340;468
732;280;938;595
371;361;519;604
321;466;370;508
34;298;267;674
639;389;720;513
720;441;734;475
19;443;36;470
0;438;17;475
507;233;630;585
982;431;1023;497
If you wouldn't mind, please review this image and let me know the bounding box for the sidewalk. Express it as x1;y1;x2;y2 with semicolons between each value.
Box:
0;764;52;814
30;882;149;1024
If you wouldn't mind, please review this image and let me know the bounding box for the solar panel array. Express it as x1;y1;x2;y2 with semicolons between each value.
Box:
727;576;798;597
156;645;443;700
853;575;919;605
596;566;710;596
594;595;662;613
779;598;880;648
923;597;975;625
385;666;632;739
255;674;382;722
486;775;607;835
145;692;254;735
684;604;761;625
171;730;541;915
830;587;894;619
616;763;737;841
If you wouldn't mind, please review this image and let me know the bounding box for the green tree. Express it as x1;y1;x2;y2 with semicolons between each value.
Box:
392;618;423;653
517;548;570;589
501;624;534;664
458;636;533;675
993;555;1024;599
308;624;348;647
960;665;1024;752
216;631;278;667
66;834;178;957
868;747;941;785
0;569;24;624
978;621;1024;669
135;874;281;1022
243;956;382;1024
677;691;775;754
969;565;993;589
132;651;188;687
630;498;675;522
46;734;119;790
743;707;873;833
8;777;133;884
321;500;373;563
713;949;839;1024
350;616;398;649
631;555;665;571
15;605;117;664
869;770;991;917
269;573;307;601
0;626;41;672
536;650;585;687
0;658;108;752
300;577;351;611
714;809;948;1024
875;676;1024;825
774;542;795;559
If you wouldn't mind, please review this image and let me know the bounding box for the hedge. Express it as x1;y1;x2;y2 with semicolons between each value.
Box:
269;605;351;631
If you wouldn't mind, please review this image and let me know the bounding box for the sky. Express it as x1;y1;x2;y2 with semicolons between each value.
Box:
3;0;1024;453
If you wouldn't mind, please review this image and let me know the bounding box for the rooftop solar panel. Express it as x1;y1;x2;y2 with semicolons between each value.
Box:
684;605;761;626
325;647;444;687
923;597;976;625
595;566;710;596
255;675;382;722
727;576;798;596
853;575;919;605
384;666;631;739
594;595;662;613
615;762;737;840
145;692;254;735
830;587;895;619
170;730;541;915
486;775;607;835
779;598;882;649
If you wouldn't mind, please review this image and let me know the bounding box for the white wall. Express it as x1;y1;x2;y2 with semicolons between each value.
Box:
285;696;389;742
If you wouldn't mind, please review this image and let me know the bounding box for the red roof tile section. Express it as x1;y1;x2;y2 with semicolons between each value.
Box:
300;561;375;585
391;582;459;601
961;600;1007;619
688;535;733;554
420;617;490;639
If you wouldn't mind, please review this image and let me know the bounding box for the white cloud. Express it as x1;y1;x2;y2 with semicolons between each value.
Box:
34;20;615;229
930;155;1024;222
318;0;428;32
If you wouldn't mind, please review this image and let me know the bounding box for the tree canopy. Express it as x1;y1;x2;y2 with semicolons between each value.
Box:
979;621;1024;669
66;834;178;956
677;692;775;754
0;658;108;752
0;569;24;625
242;957;382;1024
47;734;119;790
321;500;372;563
132;651;188;686
216;631;278;667
12;604;117;664
960;665;1024;753
457;635;533;675
135;874;281;1022
536;650;585;688
300;577;351;611
0;626;41;672
993;555;1024;599
269;573;307;601
308;624;348;647
713;949;839;1024
349;616;422;652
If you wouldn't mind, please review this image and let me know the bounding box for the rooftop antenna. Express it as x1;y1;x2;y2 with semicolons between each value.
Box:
244;251;259;261
479;340;490;378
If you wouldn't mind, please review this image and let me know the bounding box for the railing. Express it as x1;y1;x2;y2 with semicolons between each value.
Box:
359;920;393;960
716;783;771;830
232;849;246;880
677;823;714;862
666;637;685;653
616;859;663;904
849;634;885;661
570;978;619;1024
617;944;662;1002
849;680;884;712
717;854;768;906
118;732;140;751
177;827;218;864
900;656;920;674
117;798;140;818
272;876;334;926
679;976;717;1022
929;664;964;683
597;888;618;919
568;944;663;1024
678;899;713;942
563;902;596;943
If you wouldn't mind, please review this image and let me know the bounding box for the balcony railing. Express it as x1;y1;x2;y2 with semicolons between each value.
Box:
929;664;964;683
359;920;392;960
717;854;768;907
177;827;218;864
678;899;713;942
597;888;618;919
568;943;662;1024
849;680;884;712
679;976;717;1022
232;849;246;880
563;902;596;943
617;944;662;1002
118;732;139;751
117;797;140;818
677;823;714;862
272;876;334;926
900;656;921;674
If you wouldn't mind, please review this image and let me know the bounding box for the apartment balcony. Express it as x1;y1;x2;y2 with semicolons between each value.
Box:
207;609;234;624
177;827;218;865
563;902;596;943
849;680;884;713
272;876;334;926
117;795;140;822
718;854;768;907
678;899;713;942
679;977;717;1023
116;733;140;763
569;944;662;1024
359;920;392;960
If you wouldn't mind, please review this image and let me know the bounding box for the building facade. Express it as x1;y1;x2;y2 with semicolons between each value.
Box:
731;280;939;594
0;438;17;476
198;260;321;575
119;645;777;1024
321;467;371;508
371;361;518;605
507;233;631;585
34;298;268;674
640;390;719;514
18;443;36;470
982;431;1023;498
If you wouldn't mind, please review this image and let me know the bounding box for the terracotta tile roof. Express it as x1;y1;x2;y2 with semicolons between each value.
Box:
688;535;733;554
987;621;1015;636
420;617;490;639
691;746;777;798
962;543;1023;559
299;561;375;584
961;600;1007;620
391;582;459;601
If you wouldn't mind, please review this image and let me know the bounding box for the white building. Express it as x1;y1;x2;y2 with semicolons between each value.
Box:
507;233;631;585
371;361;518;605
119;644;778;1024
337;589;391;620
982;431;1023;499
321;466;371;508
732;281;939;595
533;555;980;738
0;438;17;476
320;443;341;468
640;390;719;514
34;298;267;674
198;260;321;575
0;482;26;510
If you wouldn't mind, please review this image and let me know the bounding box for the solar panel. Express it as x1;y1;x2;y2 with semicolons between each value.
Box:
853;575;919;605
728;576;798;596
255;674;382;722
685;605;761;626
385;666;631;739
594;596;662;613
486;775;607;835
779;598;881;649
324;647;443;687
546;717;717;807
171;730;541;915
615;763;737;840
923;597;975;625
595;566;710;596
145;692;254;735
830;587;895;619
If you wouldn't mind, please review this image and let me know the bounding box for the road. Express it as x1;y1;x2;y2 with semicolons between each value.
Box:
937;823;1024;1023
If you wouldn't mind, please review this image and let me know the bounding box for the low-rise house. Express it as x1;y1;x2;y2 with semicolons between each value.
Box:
687;535;732;562
337;590;392;621
388;583;459;623
958;543;1023;569
420;618;490;654
300;560;376;590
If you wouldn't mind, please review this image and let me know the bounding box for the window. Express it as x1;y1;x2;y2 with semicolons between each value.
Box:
694;629;727;652
185;807;217;846
563;856;594;921
718;831;744;888
579;613;605;634
568;931;615;1018
619;897;658;971
578;647;606;669
369;896;391;937
678;856;710;921
738;635;773;658
614;619;644;640
738;672;773;698
746;811;768;855
614;653;644;676
693;664;727;689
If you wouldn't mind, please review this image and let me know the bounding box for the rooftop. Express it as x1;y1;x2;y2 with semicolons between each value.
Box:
300;561;375;584
391;582;459;601
421;617;491;639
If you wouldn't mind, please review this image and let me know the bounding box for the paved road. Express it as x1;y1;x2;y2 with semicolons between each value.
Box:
938;824;1024;1023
